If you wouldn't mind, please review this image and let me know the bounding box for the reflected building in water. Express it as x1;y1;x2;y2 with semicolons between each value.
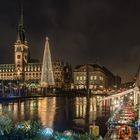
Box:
37;98;56;127
72;96;110;132
0;97;56;129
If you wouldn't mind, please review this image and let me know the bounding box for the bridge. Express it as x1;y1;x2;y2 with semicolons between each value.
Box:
102;66;140;139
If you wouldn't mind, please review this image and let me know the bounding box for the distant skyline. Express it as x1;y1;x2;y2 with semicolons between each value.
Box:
0;0;140;82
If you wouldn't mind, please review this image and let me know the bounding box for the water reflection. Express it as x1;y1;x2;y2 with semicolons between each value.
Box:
0;96;110;136
72;96;110;134
38;98;56;127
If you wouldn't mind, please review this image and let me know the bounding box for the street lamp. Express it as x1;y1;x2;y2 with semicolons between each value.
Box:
8;82;12;96
17;80;20;97
0;81;4;97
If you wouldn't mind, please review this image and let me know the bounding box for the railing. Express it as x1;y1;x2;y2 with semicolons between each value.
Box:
99;88;134;101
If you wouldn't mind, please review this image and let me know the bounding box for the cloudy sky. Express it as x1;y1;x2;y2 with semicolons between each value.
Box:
0;0;140;82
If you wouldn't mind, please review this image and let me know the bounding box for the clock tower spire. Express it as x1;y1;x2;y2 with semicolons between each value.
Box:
14;8;29;81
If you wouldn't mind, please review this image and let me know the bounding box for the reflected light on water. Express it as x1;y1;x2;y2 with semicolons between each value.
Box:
38;97;56;128
0;96;110;135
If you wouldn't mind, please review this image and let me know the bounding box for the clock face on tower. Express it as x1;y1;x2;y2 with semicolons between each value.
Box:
17;55;21;59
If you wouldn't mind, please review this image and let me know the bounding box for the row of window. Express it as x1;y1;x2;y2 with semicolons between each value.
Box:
0;68;63;72
25;73;41;76
0;69;14;72
0;68;41;72
25;77;40;79
25;67;41;71
54;72;62;75
76;75;104;81
0;73;14;76
0;73;42;77
76;84;104;89
0;73;63;80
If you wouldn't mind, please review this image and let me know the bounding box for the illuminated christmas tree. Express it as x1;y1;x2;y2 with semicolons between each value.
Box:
40;37;55;87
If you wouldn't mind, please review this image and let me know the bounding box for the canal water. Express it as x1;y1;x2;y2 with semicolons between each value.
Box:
0;96;110;136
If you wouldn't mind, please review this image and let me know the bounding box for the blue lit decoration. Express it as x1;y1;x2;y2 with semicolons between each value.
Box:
30;83;36;87
60;138;67;140
40;127;53;138
53;132;69;140
15;123;24;130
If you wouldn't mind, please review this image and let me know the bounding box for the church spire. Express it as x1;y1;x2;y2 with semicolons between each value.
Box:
16;7;27;44
19;7;24;28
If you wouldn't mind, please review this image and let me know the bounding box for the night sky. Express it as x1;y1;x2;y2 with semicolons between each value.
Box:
0;0;140;82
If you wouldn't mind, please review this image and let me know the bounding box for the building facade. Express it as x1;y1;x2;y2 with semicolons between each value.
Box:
52;60;64;88
74;64;121;91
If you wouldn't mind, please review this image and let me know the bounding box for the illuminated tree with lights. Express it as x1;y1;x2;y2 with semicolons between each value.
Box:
40;37;55;87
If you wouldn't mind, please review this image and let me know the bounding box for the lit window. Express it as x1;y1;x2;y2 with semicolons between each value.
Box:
99;85;103;89
66;68;68;72
90;76;93;80
94;76;97;80
99;76;103;81
80;76;82;80
83;76;86;80
17;55;21;59
76;76;79;80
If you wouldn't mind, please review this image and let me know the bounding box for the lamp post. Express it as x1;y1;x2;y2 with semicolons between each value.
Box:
17;80;21;97
0;81;4;97
8;82;12;96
